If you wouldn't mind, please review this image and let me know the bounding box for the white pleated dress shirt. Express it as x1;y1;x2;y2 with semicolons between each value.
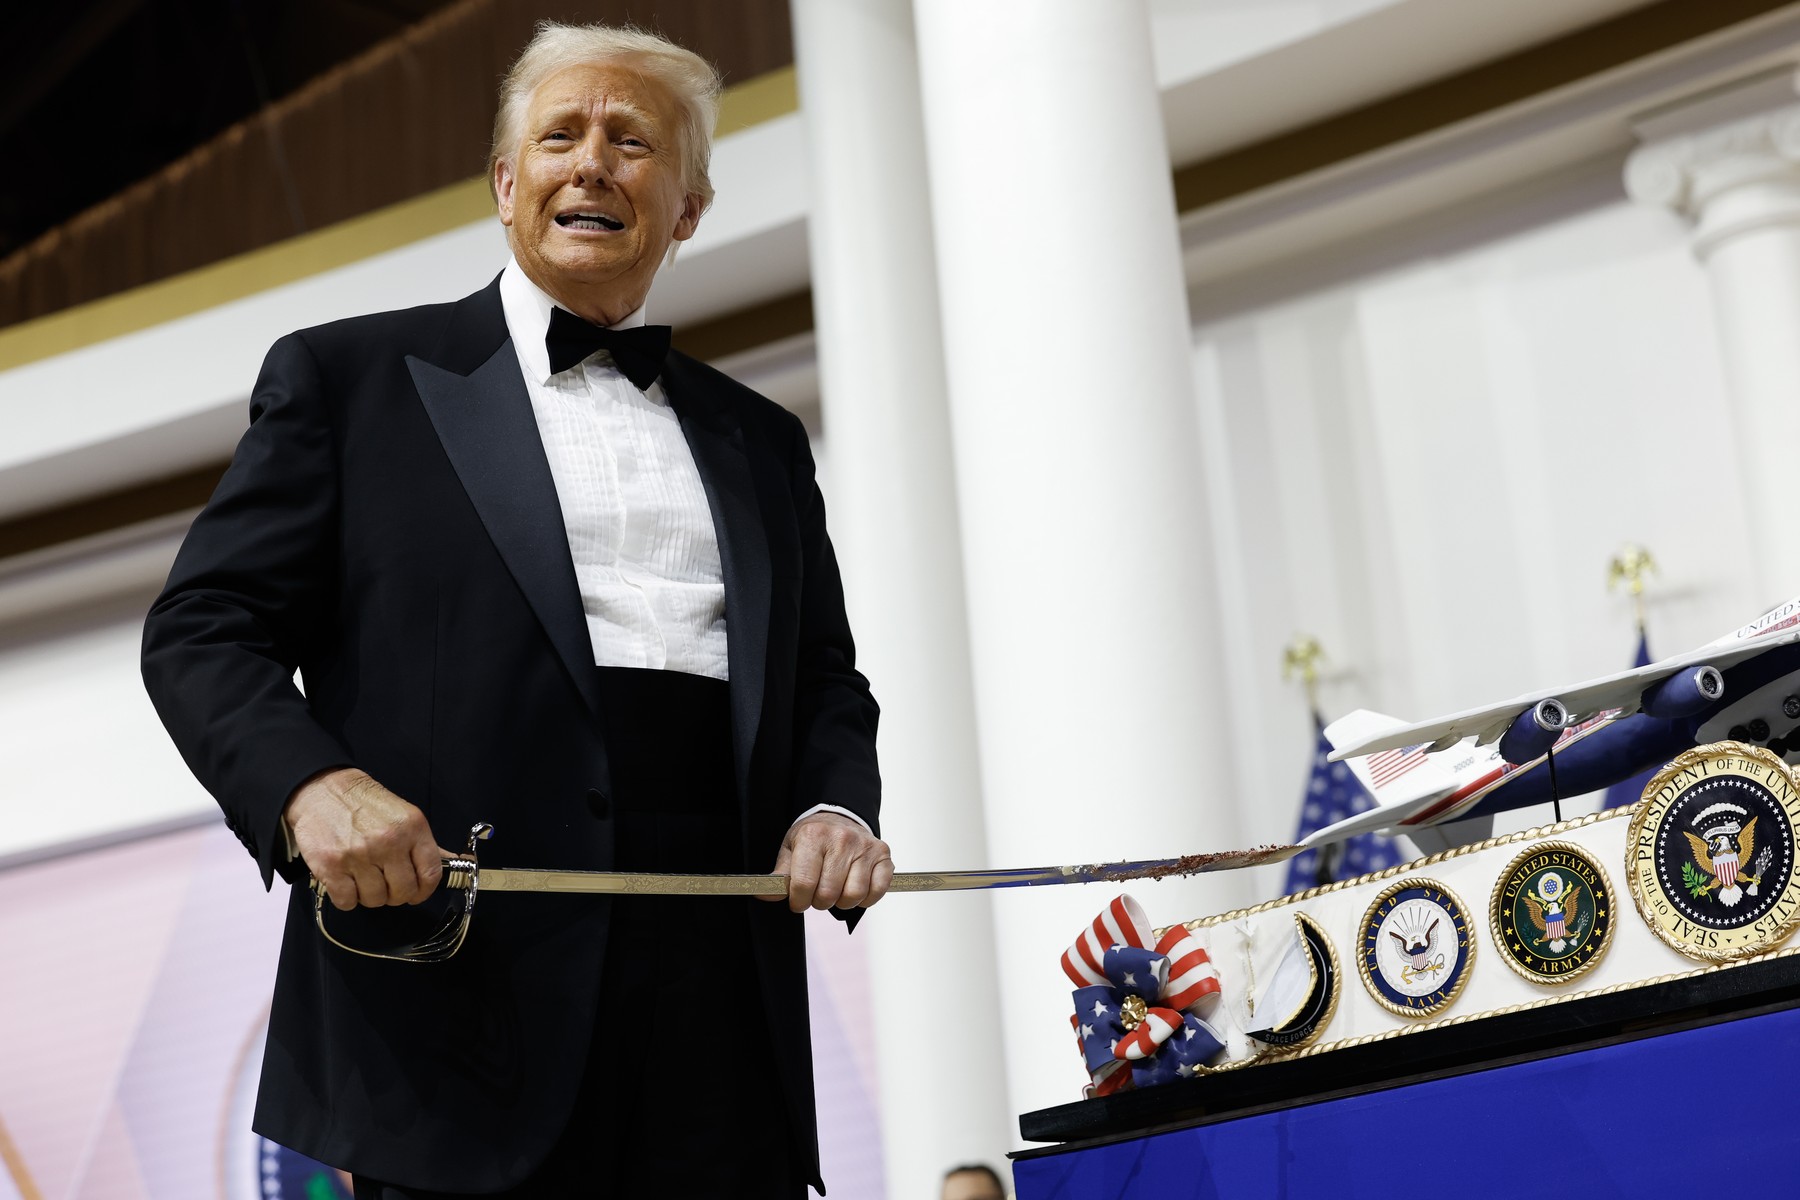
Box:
499;261;730;680
498;260;867;835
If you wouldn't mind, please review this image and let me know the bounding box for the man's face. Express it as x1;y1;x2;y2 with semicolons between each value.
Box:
942;1170;1006;1200
495;60;702;311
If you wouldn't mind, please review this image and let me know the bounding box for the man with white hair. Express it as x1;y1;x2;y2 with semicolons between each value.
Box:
143;22;888;1198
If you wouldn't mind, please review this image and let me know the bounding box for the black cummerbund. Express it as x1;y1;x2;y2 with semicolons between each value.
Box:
593;665;740;876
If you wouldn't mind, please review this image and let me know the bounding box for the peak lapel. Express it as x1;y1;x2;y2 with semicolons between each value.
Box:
407;343;607;725
663;356;771;798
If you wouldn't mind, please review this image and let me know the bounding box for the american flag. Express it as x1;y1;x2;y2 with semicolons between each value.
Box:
1366;743;1428;788
1284;716;1407;894
1603;631;1658;809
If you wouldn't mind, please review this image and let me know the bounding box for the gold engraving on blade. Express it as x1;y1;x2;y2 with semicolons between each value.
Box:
621;875;782;895
485;870;787;895
1626;742;1800;964
888;874;948;892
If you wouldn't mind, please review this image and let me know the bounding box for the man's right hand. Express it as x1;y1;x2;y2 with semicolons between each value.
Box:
285;767;455;911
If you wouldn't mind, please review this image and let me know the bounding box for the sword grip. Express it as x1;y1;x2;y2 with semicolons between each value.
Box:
440;857;478;890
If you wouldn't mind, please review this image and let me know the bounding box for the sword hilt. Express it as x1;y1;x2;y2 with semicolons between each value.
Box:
310;822;495;963
441;857;480;891
438;822;493;891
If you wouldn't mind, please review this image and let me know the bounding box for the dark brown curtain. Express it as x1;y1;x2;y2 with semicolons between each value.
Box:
0;0;791;330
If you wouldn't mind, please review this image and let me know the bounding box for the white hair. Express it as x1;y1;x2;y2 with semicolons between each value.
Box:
489;22;722;211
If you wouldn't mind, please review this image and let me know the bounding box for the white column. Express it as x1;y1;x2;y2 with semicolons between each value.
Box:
913;0;1250;1124
1627;70;1800;600
790;1;1013;1193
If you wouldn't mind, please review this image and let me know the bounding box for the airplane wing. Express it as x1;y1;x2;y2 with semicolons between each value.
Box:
1304;702;1675;844
1299;790;1443;847
1327;601;1800;762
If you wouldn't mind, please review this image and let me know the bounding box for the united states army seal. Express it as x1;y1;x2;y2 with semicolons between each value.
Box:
1627;742;1800;963
1490;841;1613;984
1358;878;1475;1017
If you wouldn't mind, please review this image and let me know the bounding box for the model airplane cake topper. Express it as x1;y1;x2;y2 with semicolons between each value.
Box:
1306;591;1800;846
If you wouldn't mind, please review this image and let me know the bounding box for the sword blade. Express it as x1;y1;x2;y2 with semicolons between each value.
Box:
469;844;1301;897
476;867;785;896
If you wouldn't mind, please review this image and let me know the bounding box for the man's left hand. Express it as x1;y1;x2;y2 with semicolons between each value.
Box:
762;812;893;912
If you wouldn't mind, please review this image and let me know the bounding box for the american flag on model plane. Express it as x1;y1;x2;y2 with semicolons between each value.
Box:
1366;742;1429;788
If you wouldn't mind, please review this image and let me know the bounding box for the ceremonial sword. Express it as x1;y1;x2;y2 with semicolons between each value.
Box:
309;823;1302;962
439;847;1301;895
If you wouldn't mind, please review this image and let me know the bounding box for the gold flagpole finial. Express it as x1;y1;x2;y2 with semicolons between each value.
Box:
1607;543;1658;634
1282;634;1327;714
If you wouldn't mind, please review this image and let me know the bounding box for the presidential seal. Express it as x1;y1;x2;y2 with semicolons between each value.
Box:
1627;742;1800;962
1490;841;1613;984
1358;878;1475;1018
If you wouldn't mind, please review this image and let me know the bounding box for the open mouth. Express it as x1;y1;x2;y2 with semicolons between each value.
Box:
556;212;625;231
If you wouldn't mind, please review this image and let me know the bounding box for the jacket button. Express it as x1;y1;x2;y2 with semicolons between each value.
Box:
586;788;611;819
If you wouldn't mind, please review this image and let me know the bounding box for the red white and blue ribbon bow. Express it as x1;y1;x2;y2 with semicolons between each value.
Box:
1062;894;1225;1096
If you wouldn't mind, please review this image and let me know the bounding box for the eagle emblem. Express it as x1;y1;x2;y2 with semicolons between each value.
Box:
1360;879;1473;1016
1492;843;1613;984
1681;803;1773;908
1628;744;1800;963
1521;871;1582;953
1388;918;1442;982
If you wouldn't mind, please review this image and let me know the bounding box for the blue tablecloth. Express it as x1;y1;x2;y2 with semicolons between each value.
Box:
1013;1004;1799;1198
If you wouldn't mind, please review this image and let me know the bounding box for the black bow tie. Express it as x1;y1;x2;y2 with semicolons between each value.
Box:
545;306;672;390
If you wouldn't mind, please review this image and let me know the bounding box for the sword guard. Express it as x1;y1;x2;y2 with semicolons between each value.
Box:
441;822;494;891
308;821;496;963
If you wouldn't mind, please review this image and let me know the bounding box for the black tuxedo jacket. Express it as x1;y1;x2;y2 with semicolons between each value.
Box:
140;277;880;1192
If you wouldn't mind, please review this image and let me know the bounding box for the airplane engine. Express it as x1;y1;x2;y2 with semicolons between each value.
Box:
1497;698;1569;764
1638;665;1725;719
